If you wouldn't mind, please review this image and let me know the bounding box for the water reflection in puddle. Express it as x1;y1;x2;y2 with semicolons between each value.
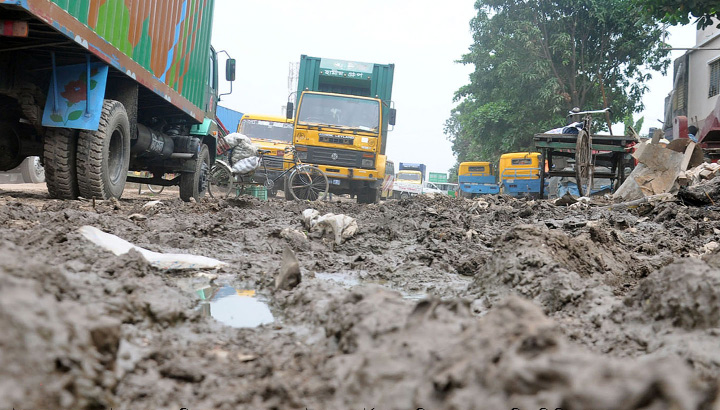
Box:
196;286;274;328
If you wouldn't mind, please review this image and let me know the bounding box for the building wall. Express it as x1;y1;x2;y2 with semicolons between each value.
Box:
687;25;720;129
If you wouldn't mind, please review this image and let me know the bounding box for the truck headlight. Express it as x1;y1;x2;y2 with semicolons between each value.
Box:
362;158;374;168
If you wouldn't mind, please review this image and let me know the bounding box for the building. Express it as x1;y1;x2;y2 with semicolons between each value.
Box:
665;23;720;143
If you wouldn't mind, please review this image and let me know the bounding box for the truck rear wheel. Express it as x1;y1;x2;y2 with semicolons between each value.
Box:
180;144;210;202
357;186;379;204
76;100;130;200
44;127;79;199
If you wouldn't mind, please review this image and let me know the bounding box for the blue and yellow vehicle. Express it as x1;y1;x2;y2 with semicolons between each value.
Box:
458;161;500;197
498;152;542;196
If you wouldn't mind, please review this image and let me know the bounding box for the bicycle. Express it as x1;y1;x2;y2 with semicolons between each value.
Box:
208;146;329;201
567;107;611;197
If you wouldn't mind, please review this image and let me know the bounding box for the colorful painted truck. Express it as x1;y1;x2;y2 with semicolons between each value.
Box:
0;0;235;201
287;55;396;203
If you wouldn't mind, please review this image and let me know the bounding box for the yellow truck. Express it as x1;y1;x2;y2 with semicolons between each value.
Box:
236;114;294;196
287;56;396;203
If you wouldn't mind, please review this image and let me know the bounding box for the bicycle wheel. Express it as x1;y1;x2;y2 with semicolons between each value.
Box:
289;165;328;201
208;161;233;198
575;129;593;197
147;184;164;194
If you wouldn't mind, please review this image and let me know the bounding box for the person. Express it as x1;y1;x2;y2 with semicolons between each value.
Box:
688;125;699;143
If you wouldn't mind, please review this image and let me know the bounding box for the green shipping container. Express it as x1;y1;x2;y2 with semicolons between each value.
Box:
296;55;395;153
429;172;448;183
2;0;216;121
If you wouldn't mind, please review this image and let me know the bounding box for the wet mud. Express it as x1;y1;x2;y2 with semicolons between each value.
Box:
1;190;720;409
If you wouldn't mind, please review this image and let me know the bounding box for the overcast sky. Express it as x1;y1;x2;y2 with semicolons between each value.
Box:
211;0;697;176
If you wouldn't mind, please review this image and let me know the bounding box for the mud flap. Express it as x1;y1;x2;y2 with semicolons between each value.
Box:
42;61;108;131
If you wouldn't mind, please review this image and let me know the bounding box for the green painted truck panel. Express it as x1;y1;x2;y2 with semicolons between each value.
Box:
296;55;394;144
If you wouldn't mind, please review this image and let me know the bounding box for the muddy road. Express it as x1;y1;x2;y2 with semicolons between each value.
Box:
1;184;720;409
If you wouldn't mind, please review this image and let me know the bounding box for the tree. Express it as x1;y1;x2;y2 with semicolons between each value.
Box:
446;0;670;164
633;0;719;29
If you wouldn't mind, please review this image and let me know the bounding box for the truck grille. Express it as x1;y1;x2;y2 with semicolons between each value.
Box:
262;156;285;171
318;134;354;145
306;146;365;168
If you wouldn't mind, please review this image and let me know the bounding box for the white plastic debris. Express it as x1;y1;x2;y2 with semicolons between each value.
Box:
142;200;162;209
302;209;358;245
78;226;226;270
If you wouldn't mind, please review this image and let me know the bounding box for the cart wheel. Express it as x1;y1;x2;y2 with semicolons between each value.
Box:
208;161;233;198
289;165;328;201
575;130;593;197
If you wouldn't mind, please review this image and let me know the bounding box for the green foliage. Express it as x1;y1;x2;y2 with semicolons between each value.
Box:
445;0;670;165
633;0;719;29
623;115;645;135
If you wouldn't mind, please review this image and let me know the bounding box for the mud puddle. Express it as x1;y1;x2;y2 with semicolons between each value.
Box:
196;285;274;328
315;271;428;300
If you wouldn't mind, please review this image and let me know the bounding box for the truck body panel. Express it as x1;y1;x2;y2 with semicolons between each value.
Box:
1;0;215;122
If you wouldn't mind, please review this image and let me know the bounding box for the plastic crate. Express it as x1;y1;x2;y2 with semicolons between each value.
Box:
241;185;267;201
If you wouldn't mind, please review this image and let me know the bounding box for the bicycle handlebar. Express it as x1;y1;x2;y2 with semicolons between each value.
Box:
567;107;612;117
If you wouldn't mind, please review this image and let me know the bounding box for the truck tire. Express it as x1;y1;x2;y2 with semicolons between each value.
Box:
44;127;79;199
180;144;210;202
20;156;45;183
76;100;130;200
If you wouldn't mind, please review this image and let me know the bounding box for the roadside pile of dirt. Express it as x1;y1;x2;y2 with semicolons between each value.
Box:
2;187;720;408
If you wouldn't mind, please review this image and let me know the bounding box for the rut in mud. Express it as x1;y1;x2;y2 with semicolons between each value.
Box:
1;188;720;409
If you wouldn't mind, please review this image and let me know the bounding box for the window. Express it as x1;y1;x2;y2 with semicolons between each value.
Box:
710;59;720;98
468;166;485;172
511;158;532;166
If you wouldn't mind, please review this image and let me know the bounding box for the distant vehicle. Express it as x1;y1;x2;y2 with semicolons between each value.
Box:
399;163;427;182
237;114;294;197
436;182;459;197
289;55;396;203
458;161;500;197
422;180;444;195
498;152;542;197
0;156;45;183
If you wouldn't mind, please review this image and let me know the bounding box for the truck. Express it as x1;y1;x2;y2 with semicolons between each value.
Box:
0;0;235;201
237;113;294;197
393;162;426;198
287;55;396;203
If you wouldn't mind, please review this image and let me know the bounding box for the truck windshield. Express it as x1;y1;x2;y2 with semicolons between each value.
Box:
397;173;421;182
298;94;380;132
240;119;294;142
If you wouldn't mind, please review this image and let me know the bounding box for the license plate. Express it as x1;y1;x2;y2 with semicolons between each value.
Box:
331;179;341;185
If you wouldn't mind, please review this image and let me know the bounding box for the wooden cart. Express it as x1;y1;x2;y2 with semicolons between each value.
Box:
533;132;635;197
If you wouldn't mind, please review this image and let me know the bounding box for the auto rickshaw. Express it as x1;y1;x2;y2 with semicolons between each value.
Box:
458;161;500;198
498;152;542;196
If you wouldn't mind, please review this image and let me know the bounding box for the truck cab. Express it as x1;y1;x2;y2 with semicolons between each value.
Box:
289;55;395;203
237;114;294;196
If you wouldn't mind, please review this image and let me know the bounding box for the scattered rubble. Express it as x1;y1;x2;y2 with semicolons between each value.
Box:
1;189;720;408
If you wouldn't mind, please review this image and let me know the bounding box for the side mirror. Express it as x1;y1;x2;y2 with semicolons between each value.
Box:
226;59;236;82
388;108;397;126
286;102;294;120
